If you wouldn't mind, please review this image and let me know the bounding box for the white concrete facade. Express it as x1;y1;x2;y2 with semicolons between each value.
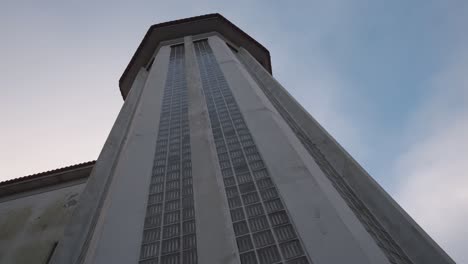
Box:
32;15;453;264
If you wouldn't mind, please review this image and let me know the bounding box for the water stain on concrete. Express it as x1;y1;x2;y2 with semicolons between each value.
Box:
29;192;79;234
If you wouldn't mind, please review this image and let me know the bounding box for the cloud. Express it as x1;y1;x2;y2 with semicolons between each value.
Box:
259;1;371;163
394;48;468;263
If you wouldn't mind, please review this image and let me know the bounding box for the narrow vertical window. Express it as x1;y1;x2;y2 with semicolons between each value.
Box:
194;39;310;264
139;44;197;264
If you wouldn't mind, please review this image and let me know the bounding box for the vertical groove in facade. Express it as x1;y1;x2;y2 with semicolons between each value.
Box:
234;49;413;264
139;45;197;264
194;39;310;264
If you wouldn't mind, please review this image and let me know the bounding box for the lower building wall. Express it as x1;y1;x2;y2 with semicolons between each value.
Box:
0;181;85;264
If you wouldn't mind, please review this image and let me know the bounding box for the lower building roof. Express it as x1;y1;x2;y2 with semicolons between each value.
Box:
0;161;95;198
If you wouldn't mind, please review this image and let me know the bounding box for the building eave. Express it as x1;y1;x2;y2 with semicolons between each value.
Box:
0;161;95;198
118;13;272;99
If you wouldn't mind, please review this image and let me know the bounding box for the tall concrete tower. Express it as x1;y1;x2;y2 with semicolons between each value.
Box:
49;14;453;264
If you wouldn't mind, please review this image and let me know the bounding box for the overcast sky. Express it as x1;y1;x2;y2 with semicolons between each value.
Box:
1;0;467;262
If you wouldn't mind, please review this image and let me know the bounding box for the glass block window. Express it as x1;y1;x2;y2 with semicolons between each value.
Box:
194;39;310;264
139;44;197;264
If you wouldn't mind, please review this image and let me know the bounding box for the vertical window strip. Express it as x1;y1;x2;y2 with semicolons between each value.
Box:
194;39;311;264
139;45;197;264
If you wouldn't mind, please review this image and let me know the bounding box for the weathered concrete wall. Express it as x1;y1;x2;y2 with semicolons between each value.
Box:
0;181;85;264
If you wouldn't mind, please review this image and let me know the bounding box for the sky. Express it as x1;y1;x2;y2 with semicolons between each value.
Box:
1;0;467;262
